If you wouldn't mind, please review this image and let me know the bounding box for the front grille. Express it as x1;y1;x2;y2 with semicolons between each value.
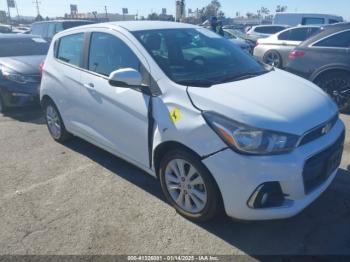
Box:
299;115;339;146
303;131;345;194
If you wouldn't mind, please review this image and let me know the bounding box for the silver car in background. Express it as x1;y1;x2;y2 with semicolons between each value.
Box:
254;26;321;68
246;25;289;42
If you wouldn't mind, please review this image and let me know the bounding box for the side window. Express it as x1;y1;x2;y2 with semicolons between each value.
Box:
31;24;43;36
47;23;56;38
57;33;84;67
278;30;290;40
329;19;340;24
41;23;49;39
288;28;309;41
256;26;285;34
254;27;268;34
314;30;350;48
308;27;321;38
88;32;141;77
302;17;325;25
56;23;64;33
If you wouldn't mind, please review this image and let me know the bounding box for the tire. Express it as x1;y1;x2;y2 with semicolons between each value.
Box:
43;99;72;142
263;50;282;68
315;71;350;113
0;94;7;113
159;149;222;222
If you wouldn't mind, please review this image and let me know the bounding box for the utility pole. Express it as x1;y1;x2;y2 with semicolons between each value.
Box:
104;5;108;21
7;2;11;26
15;0;20;21
33;0;41;16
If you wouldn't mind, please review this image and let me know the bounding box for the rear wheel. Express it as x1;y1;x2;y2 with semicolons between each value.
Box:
159;149;222;222
44;99;72;142
263;50;282;68
315;71;350;112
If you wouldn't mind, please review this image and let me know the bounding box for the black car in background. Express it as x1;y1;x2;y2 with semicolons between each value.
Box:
31;20;95;42
286;22;350;112
0;35;49;112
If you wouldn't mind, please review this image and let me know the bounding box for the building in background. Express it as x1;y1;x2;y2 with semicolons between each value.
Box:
64;12;136;21
175;0;185;22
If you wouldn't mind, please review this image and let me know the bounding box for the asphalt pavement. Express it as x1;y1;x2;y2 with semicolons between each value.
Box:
0;108;349;257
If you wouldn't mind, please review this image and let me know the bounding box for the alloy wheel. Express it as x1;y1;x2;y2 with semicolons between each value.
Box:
46;105;62;139
324;78;350;111
265;51;281;67
164;159;208;214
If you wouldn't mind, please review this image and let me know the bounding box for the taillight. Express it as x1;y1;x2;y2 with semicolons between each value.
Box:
288;50;305;60
39;61;45;75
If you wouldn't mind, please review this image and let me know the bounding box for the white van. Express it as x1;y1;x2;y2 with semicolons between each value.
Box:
274;13;343;27
40;21;344;222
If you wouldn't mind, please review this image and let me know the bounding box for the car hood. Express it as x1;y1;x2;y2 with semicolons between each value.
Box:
187;70;338;135
229;38;249;47
0;55;45;75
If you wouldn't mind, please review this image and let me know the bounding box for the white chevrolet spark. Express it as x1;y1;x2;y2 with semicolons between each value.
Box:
40;21;345;222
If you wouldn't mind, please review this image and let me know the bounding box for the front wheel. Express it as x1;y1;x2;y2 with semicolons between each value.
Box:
159;149;222;222
315;71;350;113
44;100;72;142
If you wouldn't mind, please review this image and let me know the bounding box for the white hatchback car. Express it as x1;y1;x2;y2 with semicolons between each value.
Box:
40;21;345;222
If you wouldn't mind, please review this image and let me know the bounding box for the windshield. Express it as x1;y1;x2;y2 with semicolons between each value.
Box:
133;28;267;87
0;38;49;57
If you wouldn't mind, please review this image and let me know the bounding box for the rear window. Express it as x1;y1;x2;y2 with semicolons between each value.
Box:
56;33;84;67
302;17;325;25
255;26;286;34
62;21;94;30
31;23;45;36
0;38;49;57
329;19;341;24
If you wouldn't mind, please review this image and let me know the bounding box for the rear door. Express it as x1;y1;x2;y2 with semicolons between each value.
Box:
79;29;152;168
53;32;86;132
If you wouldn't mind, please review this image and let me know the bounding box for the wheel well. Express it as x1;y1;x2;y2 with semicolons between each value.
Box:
153;141;225;210
314;68;350;83
40;95;54;108
153;141;200;178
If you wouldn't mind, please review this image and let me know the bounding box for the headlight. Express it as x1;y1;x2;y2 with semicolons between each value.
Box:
1;67;37;84
203;111;299;155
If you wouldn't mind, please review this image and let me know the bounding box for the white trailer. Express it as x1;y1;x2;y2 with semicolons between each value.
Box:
274;13;343;26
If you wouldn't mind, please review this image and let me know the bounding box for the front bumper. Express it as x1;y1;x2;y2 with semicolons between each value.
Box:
1;86;40;108
202;119;345;221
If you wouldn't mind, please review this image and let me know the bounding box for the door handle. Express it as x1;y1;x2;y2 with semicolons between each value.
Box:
84;83;95;90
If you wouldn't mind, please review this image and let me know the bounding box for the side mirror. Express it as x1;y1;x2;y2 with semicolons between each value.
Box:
108;68;142;88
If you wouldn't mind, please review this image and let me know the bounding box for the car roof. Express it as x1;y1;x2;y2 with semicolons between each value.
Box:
299;22;350;47
67;21;201;32
33;19;94;24
0;34;45;39
253;24;288;28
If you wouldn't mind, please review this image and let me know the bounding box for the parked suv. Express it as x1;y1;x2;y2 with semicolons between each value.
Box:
286;23;350;112
31;20;95;42
40;22;344;222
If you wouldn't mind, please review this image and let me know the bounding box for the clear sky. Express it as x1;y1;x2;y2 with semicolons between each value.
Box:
1;0;349;20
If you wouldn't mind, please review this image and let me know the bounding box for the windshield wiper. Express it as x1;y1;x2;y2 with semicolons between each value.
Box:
177;79;217;87
217;71;269;84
